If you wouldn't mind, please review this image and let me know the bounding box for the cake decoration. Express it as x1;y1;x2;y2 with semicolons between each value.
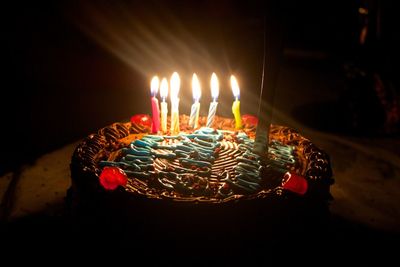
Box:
71;114;333;208
99;166;128;190
159;78;169;133
150;76;161;133
97;123;309;200
71;73;332;207
130;114;152;129
230;75;242;129
170;72;180;135
189;74;201;129
281;172;308;195
206;73;219;128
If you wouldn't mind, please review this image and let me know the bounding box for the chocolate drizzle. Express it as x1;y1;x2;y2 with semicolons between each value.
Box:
70;115;333;204
70;122;148;180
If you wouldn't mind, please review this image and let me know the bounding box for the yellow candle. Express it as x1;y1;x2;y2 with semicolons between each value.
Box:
160;78;168;133
189;73;201;129
170;72;180;135
231;75;242;129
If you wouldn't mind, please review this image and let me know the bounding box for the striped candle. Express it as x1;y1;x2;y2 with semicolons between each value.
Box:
170;72;180;135
206;73;219;128
189;73;201;129
159;78;168;133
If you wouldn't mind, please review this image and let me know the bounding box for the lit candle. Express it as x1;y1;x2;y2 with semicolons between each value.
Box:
231;75;242;129
160;78;168;133
189;73;201;129
150;76;160;133
206;73;219;128
170;72;180;135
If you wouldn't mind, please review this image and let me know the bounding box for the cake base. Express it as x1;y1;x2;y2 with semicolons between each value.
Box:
66;188;331;265
67;181;330;245
68;115;333;250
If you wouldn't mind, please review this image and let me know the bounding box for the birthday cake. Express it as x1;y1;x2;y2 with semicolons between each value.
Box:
69;114;333;231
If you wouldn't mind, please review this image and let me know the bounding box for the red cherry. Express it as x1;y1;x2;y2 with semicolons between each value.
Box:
99;167;128;190
130;114;152;128
282;172;308;195
242;114;258;127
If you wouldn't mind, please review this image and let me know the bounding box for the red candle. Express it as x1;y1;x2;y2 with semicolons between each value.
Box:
150;76;160;133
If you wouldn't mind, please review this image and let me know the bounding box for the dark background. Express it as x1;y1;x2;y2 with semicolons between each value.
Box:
2;0;399;171
1;0;399;261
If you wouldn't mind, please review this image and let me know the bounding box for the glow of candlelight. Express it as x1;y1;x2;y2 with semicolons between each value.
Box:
170;72;180;102
210;72;219;101
192;73;201;102
151;76;159;97
231;75;240;100
160;78;168;101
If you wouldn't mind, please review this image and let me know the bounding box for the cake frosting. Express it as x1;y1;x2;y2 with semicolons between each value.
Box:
70;114;333;205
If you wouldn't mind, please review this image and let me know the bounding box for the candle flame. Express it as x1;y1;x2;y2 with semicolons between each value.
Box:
170;72;180;100
230;75;240;99
151;76;159;96
210;73;219;100
192;73;201;102
160;78;168;99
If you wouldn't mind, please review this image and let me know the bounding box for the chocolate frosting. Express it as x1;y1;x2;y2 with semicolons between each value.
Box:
70;115;333;204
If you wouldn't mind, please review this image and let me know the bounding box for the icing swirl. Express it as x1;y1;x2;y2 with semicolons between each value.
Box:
98;127;300;199
70;115;333;203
